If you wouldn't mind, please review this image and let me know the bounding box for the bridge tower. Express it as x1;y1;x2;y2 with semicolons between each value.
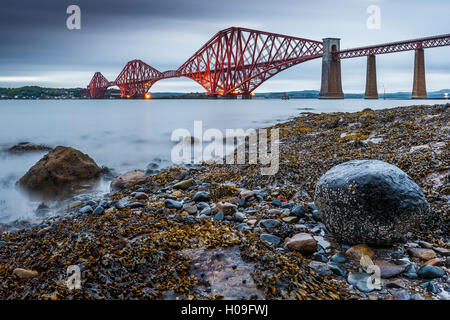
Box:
365;55;378;99
319;38;344;99
412;48;427;99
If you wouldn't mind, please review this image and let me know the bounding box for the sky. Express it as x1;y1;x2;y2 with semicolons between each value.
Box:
0;0;448;93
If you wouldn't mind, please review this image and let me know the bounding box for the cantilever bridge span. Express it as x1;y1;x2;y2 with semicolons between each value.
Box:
87;27;450;99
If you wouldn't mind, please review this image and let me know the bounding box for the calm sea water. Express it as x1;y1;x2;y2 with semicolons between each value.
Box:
0;98;446;224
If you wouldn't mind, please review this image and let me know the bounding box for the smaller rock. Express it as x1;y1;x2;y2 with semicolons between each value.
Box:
127;202;145;209
331;252;347;264
215;201;237;216
173;179;195;190
183;204;197;214
291;205;305;217
133;192;148;200
260;234;281;246
259;219;281;231
309;261;331;276
418;240;433;249
165;199;183;210
386;279;406;289
237;223;251;231
346;244;375;260
408;248;437;260
79;205;93;214
282;216;298;224
234;212;246;222
422;258;442;267
327;262;347;276
13;268;38;279
93;206;104;215
376;261;406;278
192;191;210;202
392;289;411;300
285;233;317;253
347;272;378;293
68;200;82;209
214;211;224;221
111;170;147;191
417;265;445;279
434;247;450;256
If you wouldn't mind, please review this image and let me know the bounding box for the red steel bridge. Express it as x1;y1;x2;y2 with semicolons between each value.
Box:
87;27;450;99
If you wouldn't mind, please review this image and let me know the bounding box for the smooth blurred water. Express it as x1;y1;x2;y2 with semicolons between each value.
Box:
0;98;446;224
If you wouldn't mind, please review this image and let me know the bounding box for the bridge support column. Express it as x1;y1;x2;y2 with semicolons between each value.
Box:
319;38;344;99
364;55;378;99
241;92;252;99
222;93;238;99
412;49;427;99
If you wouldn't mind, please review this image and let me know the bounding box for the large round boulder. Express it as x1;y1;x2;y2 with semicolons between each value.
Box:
314;160;429;245
18;146;102;198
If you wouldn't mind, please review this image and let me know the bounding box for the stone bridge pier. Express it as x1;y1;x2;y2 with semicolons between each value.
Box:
319;38;344;99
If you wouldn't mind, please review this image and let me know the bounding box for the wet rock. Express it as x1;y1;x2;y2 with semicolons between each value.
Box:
331;252;347;264
79;205;93;214
127;202;145;209
386;279;406;289
312;253;329;263
423;258;442;266
313;236;330;250
417;265;445;279
285;233;317;253
309;261;332;276
346;244;375;260
290;204;305;217
327;262;347;276
7;142;52;153
234;212;246;222
376;261;406;278
214;211;224;221
13;268;38;279
215;201;237;216
392;289;411;300
173;179;196;190
111;170;147;191
260;234;281;246
237;223;251;231
165;199;183;210
93;206;104;215
18;146;102;197
133;192;148;200
192;192;210;202
183;204;197;214
282;216;298;224
411;293;425;300
259;219;281;231
314;160;429;245
418;240;433;249
347;272;378;293
408;248;437;260
434;247;450;256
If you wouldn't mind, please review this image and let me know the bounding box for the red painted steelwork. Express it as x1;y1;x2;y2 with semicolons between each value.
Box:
177;27;323;96
335;34;450;60
87;72;111;99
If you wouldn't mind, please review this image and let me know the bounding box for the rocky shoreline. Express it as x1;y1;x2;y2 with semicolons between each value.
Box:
0;103;448;300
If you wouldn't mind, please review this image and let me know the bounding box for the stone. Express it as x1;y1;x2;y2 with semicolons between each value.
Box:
418;240;433;249
408;248;437;260
314;160;429;245
376;261;407;278
68;200;82;209
234;212;246;222
346;244;375;260
111;170;147;191
192;191;210;202
309;261;332;276
386;279;406;289
417;265;445;279
133;192;148;200
79;205;93;214
237;223;251;231
313;236;331;250
215;201;237;216
347;272;378;293
392;290;411;300
312;253;329;263
214;211;224;221
127;202;145;209
331;252;347;264
285;233;318;253
7;142;52;153
199;207;211;216
259;219;281;231
282;216;298;224
18;146;102;196
165;199;183;210
434;247;450;256
173;179;196;190
260;234;281;246
422;258;442;267
291;205;305;217
183;204;198;214
13;268;38;279
327;262;347;276
93;206;104;215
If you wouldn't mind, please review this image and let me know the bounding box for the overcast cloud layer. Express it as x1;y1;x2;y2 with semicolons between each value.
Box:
0;0;448;92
